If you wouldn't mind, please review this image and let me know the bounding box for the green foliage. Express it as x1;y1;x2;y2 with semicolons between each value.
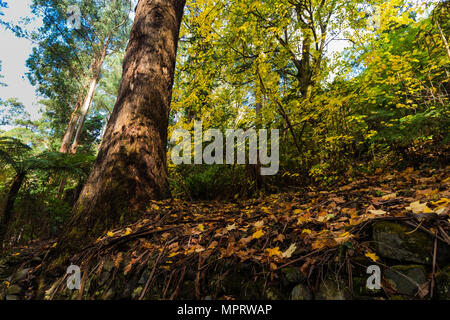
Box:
0;99;30;126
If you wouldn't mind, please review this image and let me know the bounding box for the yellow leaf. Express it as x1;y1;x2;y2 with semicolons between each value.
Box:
266;247;282;257
334;232;352;244
261;207;271;214
365;252;379;262
432;198;450;206
406;201;432;214
124;228;132;236
381;193;397;200
252;229;264;239
198;224;205;231
107;231;115;237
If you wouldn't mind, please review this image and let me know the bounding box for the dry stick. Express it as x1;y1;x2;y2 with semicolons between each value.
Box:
170;266;187;300
162;269;176;299
77;268;89;300
195;254;203;299
139;241;169;300
438;225;450;243
277;249;321;269
346;253;353;297
430;229;438;299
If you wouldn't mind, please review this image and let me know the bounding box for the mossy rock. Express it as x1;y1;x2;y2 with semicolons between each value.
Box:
6;284;22;296
316;278;350;300
384;265;427;296
351;256;378;278
290;284;312;300
264;281;289;300
353;277;383;298
372;221;450;265
11;268;31;283
435;265;450;300
281;267;305;284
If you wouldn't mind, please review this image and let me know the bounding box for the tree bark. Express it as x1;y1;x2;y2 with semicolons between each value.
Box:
70;37;110;154
57;38;110;196
0;172;26;248
62;0;186;250
59;99;84;154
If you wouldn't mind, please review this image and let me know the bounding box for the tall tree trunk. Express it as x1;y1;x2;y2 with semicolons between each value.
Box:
0;172;26;248
61;0;186;250
70;37;110;154
59;99;84;154
57;38;110;196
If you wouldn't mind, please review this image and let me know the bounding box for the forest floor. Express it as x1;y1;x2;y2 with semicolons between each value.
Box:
2;165;450;300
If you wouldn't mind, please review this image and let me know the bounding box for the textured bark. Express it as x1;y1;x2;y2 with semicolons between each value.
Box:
0;172;26;248
62;0;186;249
58;39;110;196
59;99;84;154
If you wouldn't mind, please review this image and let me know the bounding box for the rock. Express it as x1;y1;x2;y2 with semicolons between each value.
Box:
264;282;287;300
6;284;22;295
352;277;382;297
316;279;349;300
384;265;427;296
435;265;450;300
372;221;450;265
291;284;312;300
281;267;305;284
11;268;31;283
5;295;19;300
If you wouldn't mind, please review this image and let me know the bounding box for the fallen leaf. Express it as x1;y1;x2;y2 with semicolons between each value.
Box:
368;209;386;216
406;201;433;214
365;252;379;262
266;247;282;257
381;193;397;200
282;243;297;258
252;229;264;239
254;220;264;229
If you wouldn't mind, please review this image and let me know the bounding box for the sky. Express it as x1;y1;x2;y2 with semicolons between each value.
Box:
0;0;43;121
